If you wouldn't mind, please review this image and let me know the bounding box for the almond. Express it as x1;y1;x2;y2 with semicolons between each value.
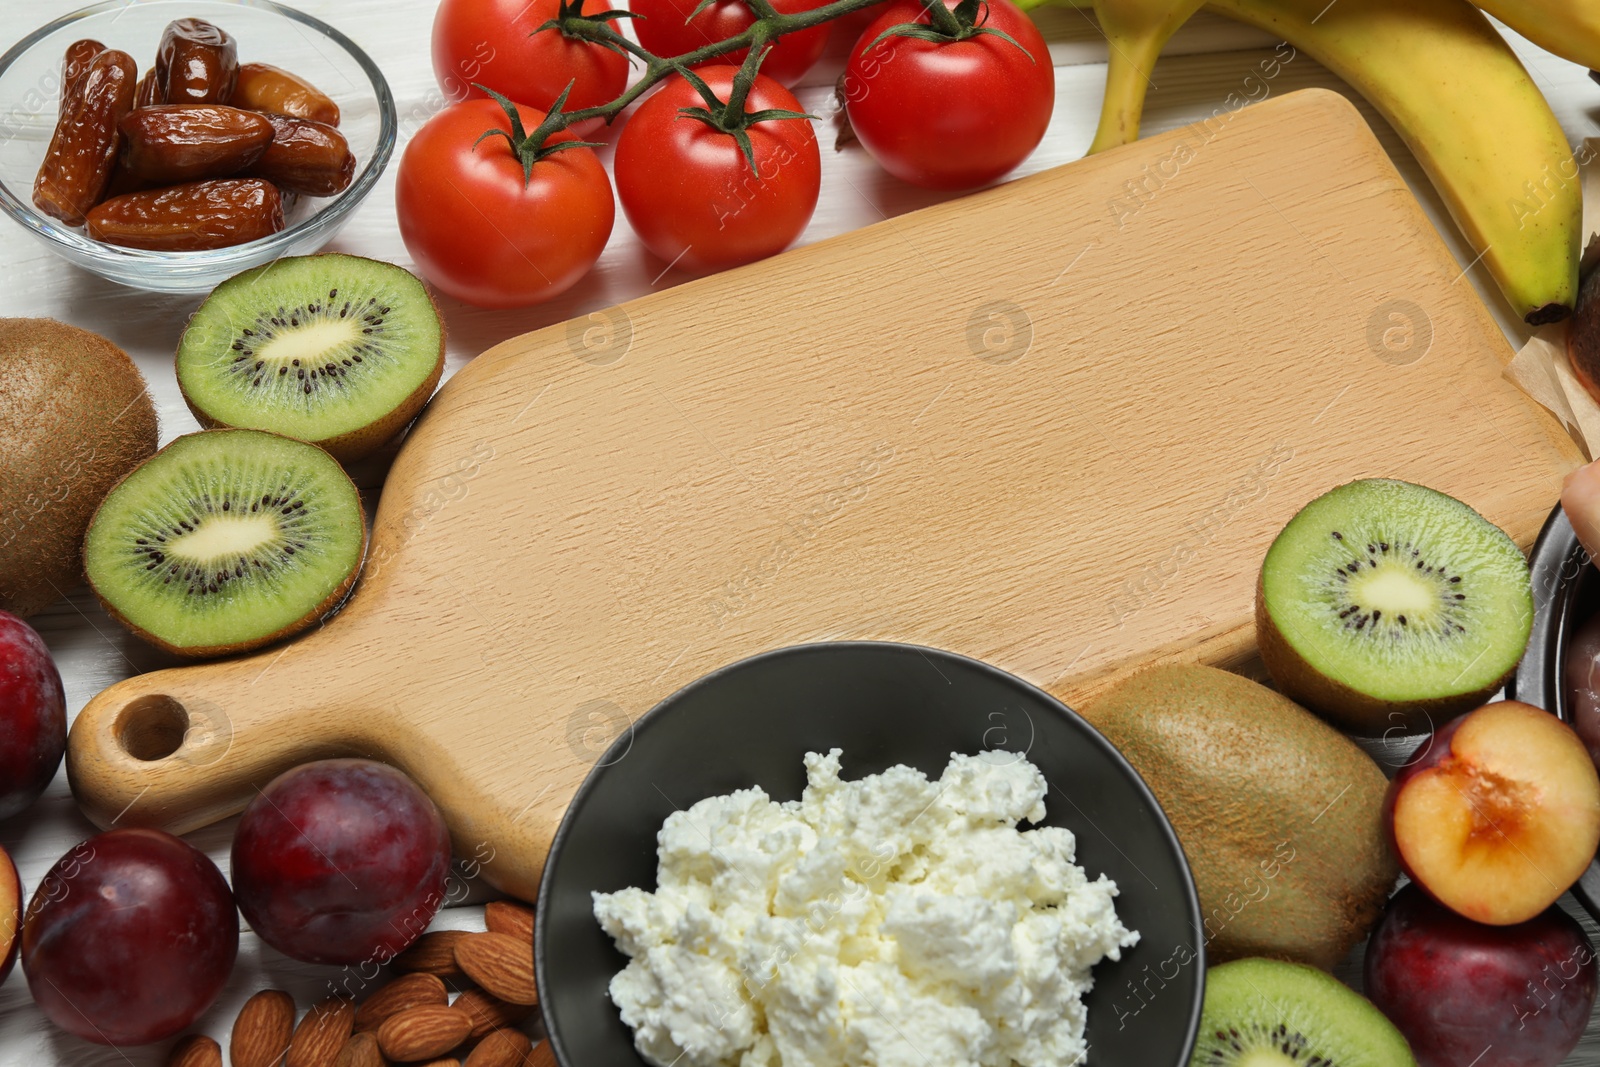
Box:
529;1041;557;1067
392;930;471;977
356;972;450;1032
452;990;535;1041
333;1032;386;1067
287;995;356;1067
233;989;296;1067
455;933;538;1006
483;902;534;945
464;1029;533;1067
167;1034;223;1067
376;1005;472;1062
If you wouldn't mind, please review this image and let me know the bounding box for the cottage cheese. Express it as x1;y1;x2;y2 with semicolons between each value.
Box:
592;750;1138;1067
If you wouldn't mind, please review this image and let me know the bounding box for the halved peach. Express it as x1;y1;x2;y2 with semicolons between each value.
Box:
1386;701;1600;925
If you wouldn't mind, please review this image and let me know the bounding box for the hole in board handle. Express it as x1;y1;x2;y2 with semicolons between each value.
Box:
116;695;189;762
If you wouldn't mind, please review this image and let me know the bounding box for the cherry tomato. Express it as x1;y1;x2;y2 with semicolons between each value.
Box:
831;0;893;41
614;67;820;274
432;0;628;136
629;0;830;87
396;98;614;308
843;0;1054;189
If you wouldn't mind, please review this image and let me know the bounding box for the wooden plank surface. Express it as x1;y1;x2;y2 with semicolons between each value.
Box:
2;0;1600;1063
65;88;1583;905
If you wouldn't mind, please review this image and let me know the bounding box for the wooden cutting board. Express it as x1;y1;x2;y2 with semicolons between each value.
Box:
67;88;1582;900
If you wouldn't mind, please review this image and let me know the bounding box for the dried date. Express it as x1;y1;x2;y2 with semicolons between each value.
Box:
86;178;283;251
134;68;164;108
33;48;136;225
120;104;275;184
156;18;238;104
230;62;340;126
245;113;354;196
59;39;105;117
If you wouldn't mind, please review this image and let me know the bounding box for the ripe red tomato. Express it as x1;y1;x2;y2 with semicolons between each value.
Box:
831;0;894;41
629;0;830;86
432;0;628;136
396;99;615;308
614;67;821;274
843;0;1054;189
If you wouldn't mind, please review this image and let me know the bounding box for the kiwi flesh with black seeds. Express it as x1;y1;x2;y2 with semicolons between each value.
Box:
175;253;444;463
83;428;366;657
1190;958;1416;1067
1256;479;1532;737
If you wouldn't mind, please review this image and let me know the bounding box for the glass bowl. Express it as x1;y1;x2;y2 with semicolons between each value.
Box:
0;0;396;293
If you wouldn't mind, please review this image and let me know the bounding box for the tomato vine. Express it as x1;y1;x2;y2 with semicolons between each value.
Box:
496;0;1025;163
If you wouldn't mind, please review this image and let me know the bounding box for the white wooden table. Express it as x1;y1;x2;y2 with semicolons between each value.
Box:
1;1;1598;1063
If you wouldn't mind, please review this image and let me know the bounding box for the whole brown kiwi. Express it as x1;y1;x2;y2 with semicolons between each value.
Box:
1081;663;1398;969
0;319;157;615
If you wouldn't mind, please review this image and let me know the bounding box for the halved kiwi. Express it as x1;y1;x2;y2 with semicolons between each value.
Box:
1190;958;1416;1066
83;429;366;657
175;254;444;462
1256;479;1532;736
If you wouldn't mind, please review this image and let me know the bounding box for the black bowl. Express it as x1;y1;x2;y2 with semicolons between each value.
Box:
1506;504;1600;921
535;641;1205;1067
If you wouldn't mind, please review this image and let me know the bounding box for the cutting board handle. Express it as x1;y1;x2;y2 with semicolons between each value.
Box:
66;638;381;834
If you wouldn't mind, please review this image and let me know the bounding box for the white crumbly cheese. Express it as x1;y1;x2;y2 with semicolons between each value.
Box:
592;750;1139;1067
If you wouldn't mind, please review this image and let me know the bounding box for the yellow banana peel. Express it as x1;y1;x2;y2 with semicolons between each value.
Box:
1472;0;1600;72
1201;0;1578;323
1088;0;1208;153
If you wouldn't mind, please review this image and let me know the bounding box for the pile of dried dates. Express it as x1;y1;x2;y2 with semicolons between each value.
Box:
33;18;355;252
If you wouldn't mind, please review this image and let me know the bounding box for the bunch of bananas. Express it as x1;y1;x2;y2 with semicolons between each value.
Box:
1031;0;1597;325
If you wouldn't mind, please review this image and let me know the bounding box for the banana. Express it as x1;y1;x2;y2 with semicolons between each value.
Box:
1199;0;1577;324
1087;0;1207;153
1470;0;1600;72
1035;0;1581;321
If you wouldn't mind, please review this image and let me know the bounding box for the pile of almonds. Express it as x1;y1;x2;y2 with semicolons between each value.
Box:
167;902;551;1067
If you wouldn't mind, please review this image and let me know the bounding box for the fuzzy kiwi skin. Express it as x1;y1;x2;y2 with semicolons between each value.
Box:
176;255;446;463
0;320;158;617
1254;572;1511;738
1081;663;1397;971
82;431;368;659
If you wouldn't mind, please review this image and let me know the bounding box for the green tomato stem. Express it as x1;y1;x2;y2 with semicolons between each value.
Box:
923;0;967;36
547;0;922;132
